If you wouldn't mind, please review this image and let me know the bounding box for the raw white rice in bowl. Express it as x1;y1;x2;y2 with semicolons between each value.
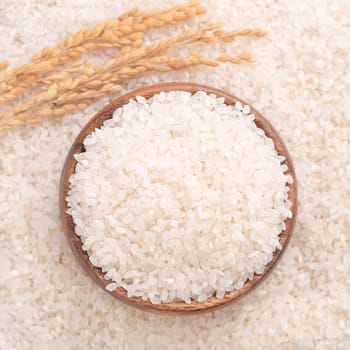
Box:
67;90;293;305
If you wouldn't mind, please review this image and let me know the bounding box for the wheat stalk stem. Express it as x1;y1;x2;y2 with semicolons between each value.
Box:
0;1;267;130
0;0;205;104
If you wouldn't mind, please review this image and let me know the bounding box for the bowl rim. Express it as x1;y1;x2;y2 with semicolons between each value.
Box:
60;82;297;315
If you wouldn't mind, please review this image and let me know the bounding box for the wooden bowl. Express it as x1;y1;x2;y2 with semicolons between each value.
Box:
60;82;297;315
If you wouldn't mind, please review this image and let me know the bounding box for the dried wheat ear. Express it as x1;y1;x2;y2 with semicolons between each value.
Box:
0;0;266;130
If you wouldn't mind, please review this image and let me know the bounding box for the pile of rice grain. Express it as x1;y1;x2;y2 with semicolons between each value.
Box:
2;0;350;348
67;91;292;304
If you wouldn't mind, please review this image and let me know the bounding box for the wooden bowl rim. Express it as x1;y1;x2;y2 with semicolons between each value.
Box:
60;82;297;315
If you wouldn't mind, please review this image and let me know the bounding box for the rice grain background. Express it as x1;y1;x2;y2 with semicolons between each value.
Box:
0;0;349;349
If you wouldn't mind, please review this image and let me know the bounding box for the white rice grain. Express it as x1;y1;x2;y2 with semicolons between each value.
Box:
2;0;350;348
68;91;291;303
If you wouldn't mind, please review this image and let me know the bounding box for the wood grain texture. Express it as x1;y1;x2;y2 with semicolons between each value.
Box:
60;82;297;315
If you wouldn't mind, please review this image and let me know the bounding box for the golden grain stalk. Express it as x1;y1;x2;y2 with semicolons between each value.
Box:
0;0;205;104
0;1;266;130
